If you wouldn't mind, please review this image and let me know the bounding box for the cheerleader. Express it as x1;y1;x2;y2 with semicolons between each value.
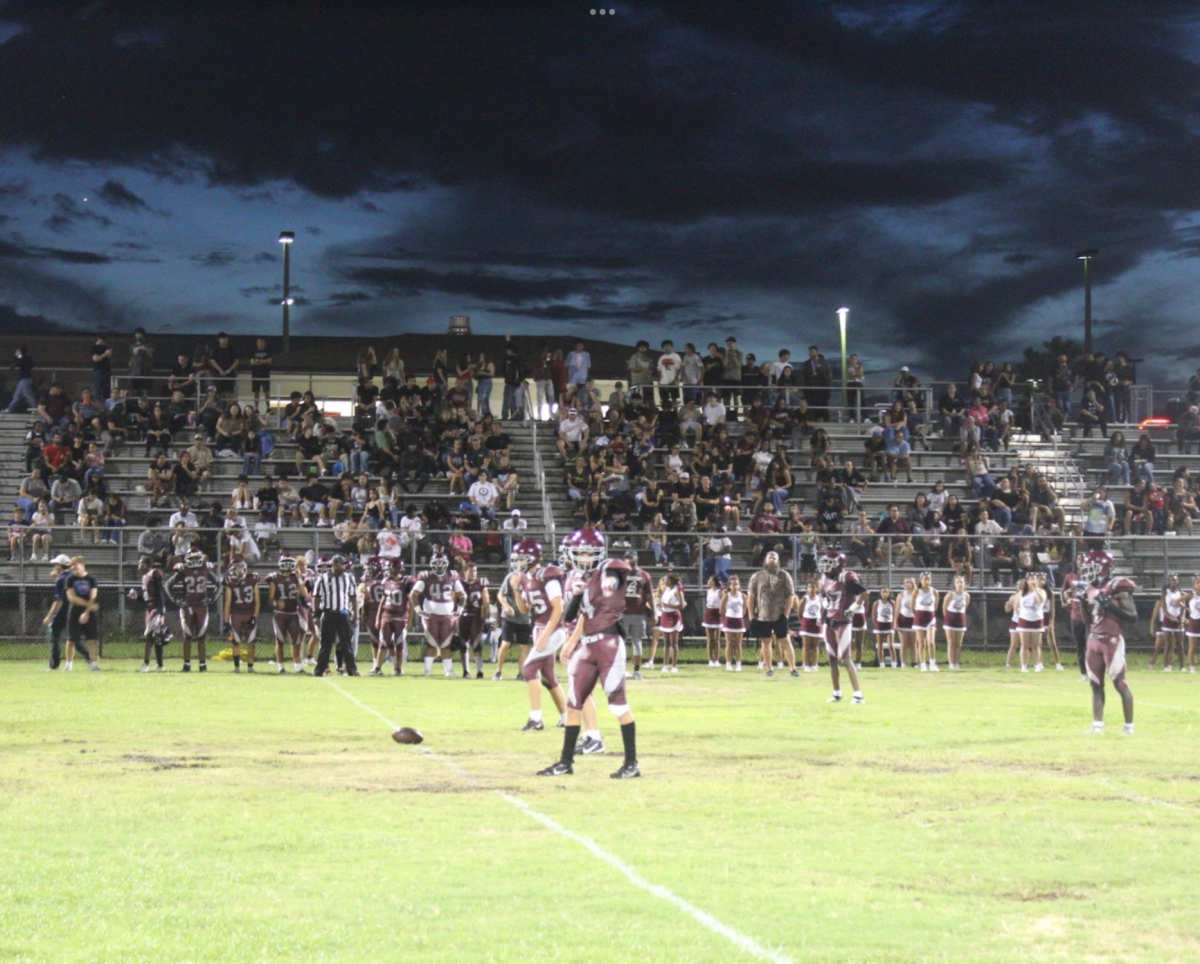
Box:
872;586;897;667
1005;575;1046;672
1150;573;1185;672
911;572;939;671
850;589;869;669
1040;576;1064;671
720;574;746;672
701;576;724;668
896;576;917;668
657;572;685;673
798;579;825;672
941;575;970;670
1004;584;1021;670
1184;574;1200;674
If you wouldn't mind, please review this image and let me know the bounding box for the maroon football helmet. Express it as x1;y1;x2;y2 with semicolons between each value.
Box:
567;527;606;572
816;550;846;576
1079;550;1114;585
511;539;542;572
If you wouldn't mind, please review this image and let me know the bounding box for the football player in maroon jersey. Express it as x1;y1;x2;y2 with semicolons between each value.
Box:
133;554;170;672
269;554;309;674
817;550;866;704
373;558;411;676
1080;551;1137;734
494;544;536;680
223;560;261;672
537;529;640;779
166;550;219;672
514;540;570;730
457;561;491;679
359;556;386;670
619;547;654;680
408;550;466;677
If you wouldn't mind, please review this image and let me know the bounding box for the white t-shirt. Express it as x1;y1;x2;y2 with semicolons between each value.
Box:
468;481;498;508
559;417;587;442
681;353;704;386
657;353;682;386
703;400;727;426
377;529;401;558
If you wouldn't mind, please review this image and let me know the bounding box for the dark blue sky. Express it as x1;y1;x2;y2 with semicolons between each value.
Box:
1;1;1200;382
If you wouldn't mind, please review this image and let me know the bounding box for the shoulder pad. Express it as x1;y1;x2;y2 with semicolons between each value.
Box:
602;559;632;574
1111;577;1136;593
540;565;565;582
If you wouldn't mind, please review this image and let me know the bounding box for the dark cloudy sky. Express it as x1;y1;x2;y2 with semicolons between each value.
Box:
1;0;1200;381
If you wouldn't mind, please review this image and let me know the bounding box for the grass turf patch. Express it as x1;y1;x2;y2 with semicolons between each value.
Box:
0;662;1198;963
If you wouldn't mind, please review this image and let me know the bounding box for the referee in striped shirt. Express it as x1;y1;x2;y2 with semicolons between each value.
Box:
312;555;360;677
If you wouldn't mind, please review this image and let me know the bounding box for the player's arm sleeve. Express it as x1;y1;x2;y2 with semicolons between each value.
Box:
1109;591;1138;623
845;576;866;597
560;583;584;624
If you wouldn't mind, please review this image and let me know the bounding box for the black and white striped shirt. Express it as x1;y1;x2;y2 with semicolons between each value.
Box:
312;571;357;614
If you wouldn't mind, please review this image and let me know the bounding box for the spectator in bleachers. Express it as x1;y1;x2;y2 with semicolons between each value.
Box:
173;450;201;500
23;419;45;472
939;383;965;437
468;470;499;521
1167;478;1197;535
5;346;38;414
748;502;783;565
250;337;273;410
799;345;832;420
128;328;155;396
169;352;196;396
1129;433;1156;484
1175;406;1200;454
168;498;198;531
16;468;48;523
627;340;654;400
847;509;875;569
1078;389;1107;438
38;384;71;432
882;402;914;483
49;472;81;526
1122;479;1152;535
209;333;239;399
874;503;914;565
143;402;173;458
863;427;887;480
214;403;245;457
27;500;53;561
1103;430;1130;485
8;506;27;561
183;434;214;491
146;453;174;509
77;486;104;544
892;366;920;406
100;493;125;543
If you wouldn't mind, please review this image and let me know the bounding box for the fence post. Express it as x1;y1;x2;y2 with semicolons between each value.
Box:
977;534;987;658
1163;534;1170;591
117;526;126;634
17;554;27;647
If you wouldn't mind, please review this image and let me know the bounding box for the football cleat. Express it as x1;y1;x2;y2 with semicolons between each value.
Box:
278;665;287;674
633;670;643;680
580;737;606;755
852;694;865;704
1122;723;1135;735
790;668;800;677
1087;722;1105;735
827;693;842;703
492;671;503;681
610;761;641;779
521;719;545;731
370;668;383;677
138;663;150;673
536;761;573;777
181;664;191;672
767;669;775;677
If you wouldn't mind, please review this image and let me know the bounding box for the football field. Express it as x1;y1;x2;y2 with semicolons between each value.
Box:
2;662;1198;964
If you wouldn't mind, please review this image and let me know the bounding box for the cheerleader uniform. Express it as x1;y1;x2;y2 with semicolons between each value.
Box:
873;600;895;635
943;590;968;632
702;587;722;630
897;591;915;632
721;591;746;634
659;584;685;633
850;596;867;633
1040;593;1053;632
913;587;938;630
1016;591;1044;633
1161;588;1185;632
1185;594;1200;638
800;594;825;637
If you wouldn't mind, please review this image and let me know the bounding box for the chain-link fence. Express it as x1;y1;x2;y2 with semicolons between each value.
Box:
0;526;1184;667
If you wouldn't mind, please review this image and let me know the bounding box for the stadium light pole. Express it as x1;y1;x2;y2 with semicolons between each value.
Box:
837;307;849;422
279;231;295;354
1077;248;1098;353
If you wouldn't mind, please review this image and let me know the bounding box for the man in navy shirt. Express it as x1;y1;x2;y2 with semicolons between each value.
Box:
41;554;75;669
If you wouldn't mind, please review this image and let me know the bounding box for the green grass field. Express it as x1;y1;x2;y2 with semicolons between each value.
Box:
1;661;1198;964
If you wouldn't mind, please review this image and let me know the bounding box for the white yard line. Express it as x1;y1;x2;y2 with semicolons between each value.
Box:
323;678;793;964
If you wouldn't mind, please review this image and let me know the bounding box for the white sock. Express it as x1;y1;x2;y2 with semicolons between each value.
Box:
559;712;567;725
586;729;601;741
831;689;841;698
294;662;302;672
424;657;434;673
65;660;72;670
853;690;862;698
529;709;543;723
474;654;483;673
442;658;453;675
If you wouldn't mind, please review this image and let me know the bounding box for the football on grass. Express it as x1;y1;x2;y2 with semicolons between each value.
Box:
391;727;424;745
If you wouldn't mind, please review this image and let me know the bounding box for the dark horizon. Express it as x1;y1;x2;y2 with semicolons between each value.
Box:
0;2;1198;384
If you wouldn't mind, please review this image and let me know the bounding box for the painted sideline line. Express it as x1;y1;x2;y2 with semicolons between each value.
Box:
322;678;793;964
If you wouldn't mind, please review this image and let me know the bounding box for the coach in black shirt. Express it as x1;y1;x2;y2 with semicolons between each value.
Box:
312;555;359;677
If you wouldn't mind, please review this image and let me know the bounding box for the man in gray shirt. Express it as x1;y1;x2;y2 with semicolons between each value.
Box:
746;551;797;678
627;340;655;400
